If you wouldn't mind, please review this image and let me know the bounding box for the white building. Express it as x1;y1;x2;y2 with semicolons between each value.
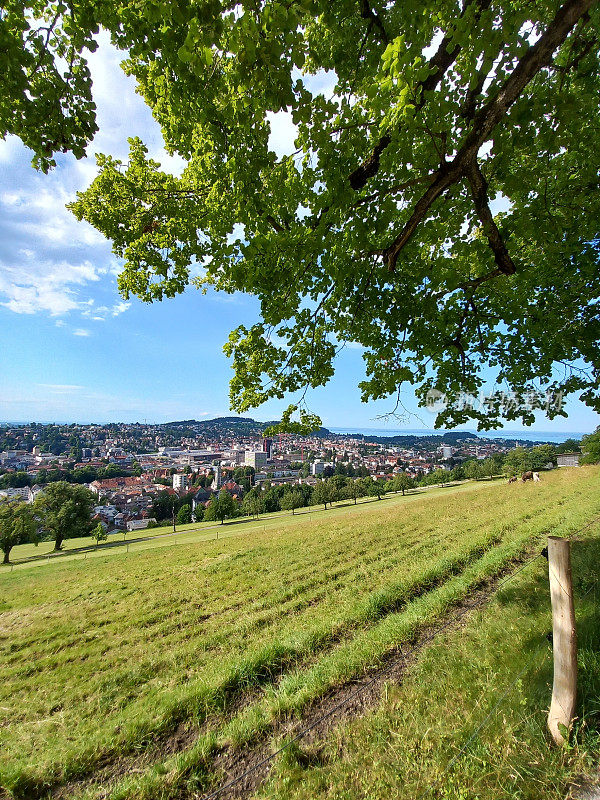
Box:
0;487;30;501
557;453;580;467
127;519;154;531
211;465;222;490
172;473;190;491
311;461;325;476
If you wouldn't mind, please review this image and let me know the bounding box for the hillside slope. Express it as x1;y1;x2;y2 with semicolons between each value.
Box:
0;468;598;800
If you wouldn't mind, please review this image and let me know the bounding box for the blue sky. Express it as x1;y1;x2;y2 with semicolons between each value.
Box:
0;37;598;434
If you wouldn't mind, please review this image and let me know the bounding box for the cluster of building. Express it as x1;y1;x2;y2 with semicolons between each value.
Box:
0;420;581;531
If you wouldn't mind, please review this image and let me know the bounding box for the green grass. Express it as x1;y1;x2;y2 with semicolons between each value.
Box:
261;512;600;800
0;468;598;800
1;479;467;568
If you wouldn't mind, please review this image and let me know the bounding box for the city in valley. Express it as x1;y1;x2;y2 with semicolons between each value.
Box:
0;417;583;534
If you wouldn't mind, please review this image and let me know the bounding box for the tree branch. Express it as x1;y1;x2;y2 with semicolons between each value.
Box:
465;159;516;275
383;0;595;271
350;173;434;208
348;0;492;191
358;0;389;44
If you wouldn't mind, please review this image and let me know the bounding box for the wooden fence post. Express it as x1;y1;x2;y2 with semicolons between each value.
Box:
547;535;577;746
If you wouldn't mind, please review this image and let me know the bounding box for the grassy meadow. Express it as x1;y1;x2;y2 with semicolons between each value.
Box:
1;480;467;568
0;467;599;800
263;508;600;800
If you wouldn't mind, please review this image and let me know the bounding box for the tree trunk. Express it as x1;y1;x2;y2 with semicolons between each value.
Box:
2;548;10;565
54;535;63;552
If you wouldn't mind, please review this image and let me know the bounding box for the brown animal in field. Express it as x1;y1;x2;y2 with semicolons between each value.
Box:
508;476;518;483
522;471;534;482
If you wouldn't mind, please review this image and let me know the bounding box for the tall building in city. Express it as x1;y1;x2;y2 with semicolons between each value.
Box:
172;473;189;491
262;438;273;459
245;450;267;469
211;465;222;490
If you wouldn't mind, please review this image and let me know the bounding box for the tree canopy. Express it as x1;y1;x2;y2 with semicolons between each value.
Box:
581;426;600;463
34;481;95;551
0;499;37;564
4;0;600;428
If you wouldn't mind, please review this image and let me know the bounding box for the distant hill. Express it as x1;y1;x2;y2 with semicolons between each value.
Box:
333;430;479;447
161;417;331;437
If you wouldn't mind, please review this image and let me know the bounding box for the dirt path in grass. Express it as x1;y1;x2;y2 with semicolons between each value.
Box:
43;543;533;800
194;560;526;800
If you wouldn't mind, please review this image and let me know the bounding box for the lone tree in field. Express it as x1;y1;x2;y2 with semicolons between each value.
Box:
34;482;95;551
0;499;37;564
390;473;414;496
280;488;304;515
344;478;364;505
205;489;237;524
312;480;331;510
5;1;600;429
92;522;108;547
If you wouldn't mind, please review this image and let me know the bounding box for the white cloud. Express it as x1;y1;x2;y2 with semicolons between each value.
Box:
0;280;81;316
73;328;91;337
0;260;103;316
82;299;131;321
112;301;130;316
1;192;21;206
0;32;179;325
38;384;84;393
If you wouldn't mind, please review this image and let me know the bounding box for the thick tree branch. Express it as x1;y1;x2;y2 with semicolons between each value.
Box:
465;159;516;275
358;0;389;44
348;133;391;190
349;0;492;191
459;70;488;120
383;0;596;271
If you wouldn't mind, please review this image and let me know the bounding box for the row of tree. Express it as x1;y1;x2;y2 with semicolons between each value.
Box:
193;467;481;526
0;462;133;489
189;438;600;524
